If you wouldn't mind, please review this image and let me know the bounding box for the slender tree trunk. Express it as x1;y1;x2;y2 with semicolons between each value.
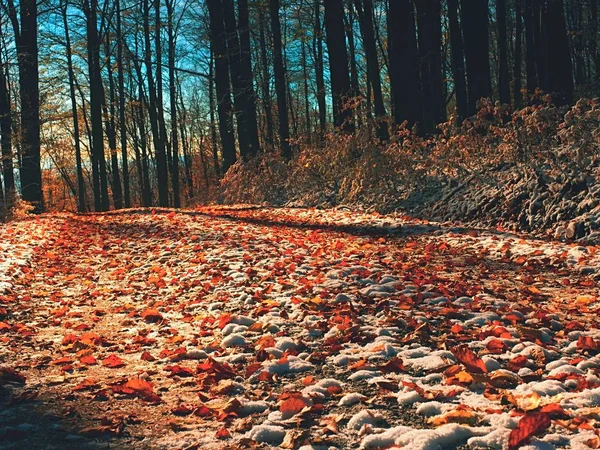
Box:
324;0;354;132
208;51;221;179
0;49;14;198
153;0;170;206
85;0;109;211
388;0;421;128
345;9;361;128
206;0;237;172
104;38;123;209
301;37;311;142
116;0;130;207
62;2;85;212
524;0;538;95
166;0;180;207
460;0;492;115
236;0;261;158
258;8;275;151
447;0;468;122
270;0;292;158
497;0;511;104
415;0;445;132
592;0;599;81
355;0;388;140
514;0;523;108
313;0;327;137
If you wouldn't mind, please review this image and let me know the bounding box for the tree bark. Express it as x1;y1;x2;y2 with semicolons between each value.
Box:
269;0;292;158
460;0;492;115
355;0;388;140
258;7;274;151
206;0;237;172
324;0;354;132
415;0;445;132
388;0;421;128
514;0;523;108
313;0;327;137
497;0;511;104
116;0;130;208
447;0;468;122
166;0;180;207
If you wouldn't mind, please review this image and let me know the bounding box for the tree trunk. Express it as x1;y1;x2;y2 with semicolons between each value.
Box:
355;0;388;140
345;8;361;128
269;0;292;158
10;0;43;211
104;38;123;210
541;0;573;104
154;0;170;206
84;0;109;211
313;0;327;137
514;0;523;108
116;0;130;208
592;0;599;81
415;0;445;132
447;0;468;122
497;0;511;104
0;33;14;199
206;0;237;172
258;7;274;151
460;0;492;115
524;0;538;95
388;0;421;128
324;0;354;132
236;0;261;158
166;0;180;207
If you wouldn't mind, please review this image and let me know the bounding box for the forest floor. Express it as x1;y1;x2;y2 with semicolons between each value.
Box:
2;206;600;450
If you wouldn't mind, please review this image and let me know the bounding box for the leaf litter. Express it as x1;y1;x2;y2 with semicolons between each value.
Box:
0;206;600;449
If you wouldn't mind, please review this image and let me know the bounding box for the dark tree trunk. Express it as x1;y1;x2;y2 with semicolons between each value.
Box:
460;0;492;115
8;0;43;211
355;0;388;140
222;0;260;160
208;50;221;179
301;38;311;142
0;47;14;198
104;38;123;210
324;0;354;132
388;0;421;128
541;0;573;104
84;0;109;211
345;8;361;128
166;0;180;207
143;0;169;205
514;0;523;108
415;0;445;132
258;8;274;151
116;0;130;208
524;0;538;95
497;0;511;104
236;0;261;158
269;0;292;158
154;0;170;206
447;0;468;122
206;0;237;172
592;0;599;81
313;0;327;137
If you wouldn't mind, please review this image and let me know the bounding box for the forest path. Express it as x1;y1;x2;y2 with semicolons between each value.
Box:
1;207;600;450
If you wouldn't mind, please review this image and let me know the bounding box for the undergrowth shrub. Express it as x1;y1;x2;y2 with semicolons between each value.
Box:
219;98;600;212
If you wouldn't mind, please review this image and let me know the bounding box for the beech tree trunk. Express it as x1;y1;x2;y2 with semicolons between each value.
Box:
497;0;511;104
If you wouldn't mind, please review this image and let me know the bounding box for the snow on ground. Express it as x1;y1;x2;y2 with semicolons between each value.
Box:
1;206;600;449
